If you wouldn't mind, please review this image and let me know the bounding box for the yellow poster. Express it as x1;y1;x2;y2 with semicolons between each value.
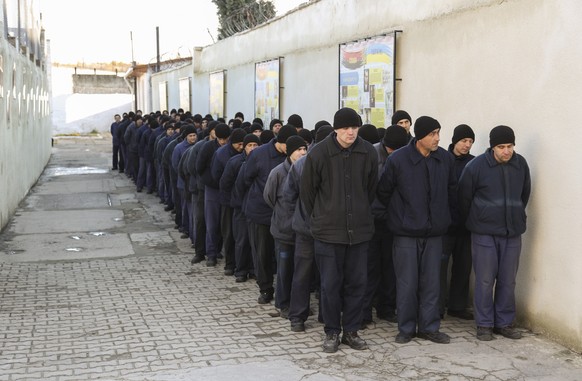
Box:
369;68;383;85
346;100;360;111
347;85;359;98
371;108;386;128
375;87;385;103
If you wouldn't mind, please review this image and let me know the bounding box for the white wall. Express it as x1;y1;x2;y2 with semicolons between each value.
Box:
145;0;582;351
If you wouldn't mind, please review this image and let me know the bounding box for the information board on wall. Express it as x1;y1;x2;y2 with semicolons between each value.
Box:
209;71;224;119
179;77;191;112
339;34;395;128
255;58;280;127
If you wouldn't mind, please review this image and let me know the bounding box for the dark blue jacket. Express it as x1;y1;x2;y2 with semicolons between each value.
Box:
242;139;286;225
186;138;208;193
458;149;530;237
233;159;249;211
117;118;130;145
147;126;164;162
377;139;456;237
448;144;474;233
111;121;120;146
197;139;221;189
220;153;244;209
371;142;391;221
212;144;241;205
172;139;194;191
124;121;139;153
136;123;149;157
140;127;152;159
300;134;378;245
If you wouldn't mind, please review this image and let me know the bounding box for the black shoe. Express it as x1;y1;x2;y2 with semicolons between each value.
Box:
224;268;234;276
280;308;289;319
395;332;414;344
322;333;340;353
417;331;451;344
235;275;247;283
361;319;373;330
159;199;165;204
180;233;189;239
290;320;305;332
112;167;118;170
476;326;494;341
341;331;368;350
146;190;153;194
258;292;273;304
248;274;256;280
164;206;174;212
377;311;398;323
493;326;522;339
448;309;474;320
206;258;217;267
119;170;124;173
191;256;205;264
136;188;143;193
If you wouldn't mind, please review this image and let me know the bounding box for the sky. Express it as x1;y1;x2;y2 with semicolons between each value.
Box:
39;0;306;65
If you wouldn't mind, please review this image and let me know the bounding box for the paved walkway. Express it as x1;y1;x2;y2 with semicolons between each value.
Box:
0;136;581;381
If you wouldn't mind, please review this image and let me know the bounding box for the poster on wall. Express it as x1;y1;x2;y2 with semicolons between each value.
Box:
159;82;168;113
209;71;224;119
339;33;395;128
179;77;191;112
255;58;280;127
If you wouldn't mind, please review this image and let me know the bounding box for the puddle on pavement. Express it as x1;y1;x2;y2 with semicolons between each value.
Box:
70;235;82;240
113;217;124;221
65;247;85;252
5;250;26;255
44;166;108;176
89;232;107;236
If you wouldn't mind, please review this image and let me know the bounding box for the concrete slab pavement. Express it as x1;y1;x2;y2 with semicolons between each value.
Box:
0;135;580;381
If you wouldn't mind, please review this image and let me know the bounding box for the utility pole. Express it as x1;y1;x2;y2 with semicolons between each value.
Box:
156;26;160;72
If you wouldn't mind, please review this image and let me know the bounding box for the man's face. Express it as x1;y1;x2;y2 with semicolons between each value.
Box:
492;143;514;164
232;142;244;153
186;133;197;145
244;142;259;155
202;120;208;130
166;128;174;136
453;138;474;156
397;119;411;134
209;129;216;140
418;128;440;153
252;129;262;137
289;147;307;163
272;123;282;135
217;137;229;147
114;115;121;122
336;126;359;148
136;119;143;127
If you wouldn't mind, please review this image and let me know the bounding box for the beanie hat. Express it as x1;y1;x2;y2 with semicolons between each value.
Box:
243;133;261;148
260;130;275;144
181;124;197;139
298;128;313;145
452;124;475;145
315;125;334;143
269;118;283;130
230;128;247;144
287;114;304;129
232;119;242;130
250;123;263;133
276;124;298;143
207;120;219;132
358;124;380;144
391;110;412;125
286;135;308;157
314;120;331;132
377;127;386;141
383;124;409;150
215;123;231;139
333;108;362;129
489;125;515;148
192;114;203;124
252;117;264;127
414;116;441;140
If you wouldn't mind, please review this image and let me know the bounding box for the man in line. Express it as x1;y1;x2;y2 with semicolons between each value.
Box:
110;114;121;171
391;110;413;141
377;116;456;345
301;108;378;353
458;125;530;341
440;124;476;320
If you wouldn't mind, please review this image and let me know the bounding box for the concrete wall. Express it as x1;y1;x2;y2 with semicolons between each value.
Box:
73;74;130;94
143;0;582;351
0;33;52;231
151;63;193;113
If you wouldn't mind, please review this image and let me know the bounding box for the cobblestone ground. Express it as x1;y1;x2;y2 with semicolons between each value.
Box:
0;136;581;381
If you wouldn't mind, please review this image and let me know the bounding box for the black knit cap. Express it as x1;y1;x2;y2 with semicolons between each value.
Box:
276;124;298;143
298;128;313;145
287;114;304;129
314;120;331;132
250;123;263;133
391;110;412;125
358;124;380;144
452;124;475;145
260;130;275;144
243;133;261;148
383;124;409;150
315;125;334;143
181;124;197;139
269;118;283;130
252;117;264;127
333;108;362;129
286;135;307;157
230;128;247;144
207;120;219;132
414;116;441;140
489;125;515;148
215;123;231;139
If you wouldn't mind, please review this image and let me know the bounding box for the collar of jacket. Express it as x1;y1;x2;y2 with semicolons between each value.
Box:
485;148;520;168
406;139;443;165
268;138;286;158
447;144;473;160
325;133;367;157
